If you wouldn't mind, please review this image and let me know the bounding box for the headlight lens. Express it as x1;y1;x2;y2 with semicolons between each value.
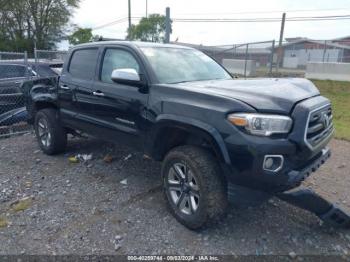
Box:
228;113;293;136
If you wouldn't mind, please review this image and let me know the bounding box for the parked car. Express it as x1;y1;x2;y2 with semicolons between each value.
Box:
0;60;62;125
21;41;349;229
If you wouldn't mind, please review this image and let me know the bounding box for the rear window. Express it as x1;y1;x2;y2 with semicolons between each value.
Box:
68;48;98;80
0;64;26;79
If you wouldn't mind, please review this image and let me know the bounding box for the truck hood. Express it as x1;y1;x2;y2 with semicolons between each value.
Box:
171;78;320;114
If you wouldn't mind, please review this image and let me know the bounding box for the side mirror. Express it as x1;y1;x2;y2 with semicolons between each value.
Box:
111;68;141;86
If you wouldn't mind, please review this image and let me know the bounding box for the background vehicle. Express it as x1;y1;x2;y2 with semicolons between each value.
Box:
0;60;62;126
21;41;350;229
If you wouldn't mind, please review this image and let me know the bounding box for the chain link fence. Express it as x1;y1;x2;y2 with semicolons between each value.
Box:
34;49;68;63
182;40;275;78
0;51;31;138
182;38;350;79
0;49;67;138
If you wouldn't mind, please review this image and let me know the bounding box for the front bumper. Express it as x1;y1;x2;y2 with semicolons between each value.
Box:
222;131;332;193
283;147;331;189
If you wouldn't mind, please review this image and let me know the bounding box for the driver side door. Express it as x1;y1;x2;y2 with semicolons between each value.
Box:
90;46;149;141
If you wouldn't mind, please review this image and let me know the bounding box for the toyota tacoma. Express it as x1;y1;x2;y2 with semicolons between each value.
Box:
21;41;350;229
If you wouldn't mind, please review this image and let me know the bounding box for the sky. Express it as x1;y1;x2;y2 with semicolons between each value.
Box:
59;0;350;49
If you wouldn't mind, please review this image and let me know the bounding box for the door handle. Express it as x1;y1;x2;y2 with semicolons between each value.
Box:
60;85;70;90
93;91;105;97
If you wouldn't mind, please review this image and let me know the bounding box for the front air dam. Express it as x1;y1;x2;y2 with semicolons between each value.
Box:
277;188;350;228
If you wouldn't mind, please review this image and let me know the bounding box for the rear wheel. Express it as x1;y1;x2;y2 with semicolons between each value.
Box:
34;108;67;155
162;145;228;230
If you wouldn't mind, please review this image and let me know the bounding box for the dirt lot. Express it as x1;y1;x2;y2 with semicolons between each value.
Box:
0;133;349;256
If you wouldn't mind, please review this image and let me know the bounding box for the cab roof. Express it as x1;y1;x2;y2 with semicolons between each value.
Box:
72;41;193;50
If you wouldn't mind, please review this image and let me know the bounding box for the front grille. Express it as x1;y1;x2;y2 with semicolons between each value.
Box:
305;104;333;148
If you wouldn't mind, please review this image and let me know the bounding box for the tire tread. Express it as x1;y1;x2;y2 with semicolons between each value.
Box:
162;145;228;230
34;108;67;155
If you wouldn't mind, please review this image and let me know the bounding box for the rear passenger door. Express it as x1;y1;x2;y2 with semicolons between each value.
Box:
59;48;99;127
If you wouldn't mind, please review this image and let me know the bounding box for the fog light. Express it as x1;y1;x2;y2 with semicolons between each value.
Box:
264;158;274;169
263;155;284;172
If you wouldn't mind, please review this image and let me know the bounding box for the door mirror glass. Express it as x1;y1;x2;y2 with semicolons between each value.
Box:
111;68;141;85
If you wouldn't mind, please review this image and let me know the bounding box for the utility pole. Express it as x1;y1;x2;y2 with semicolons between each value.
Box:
146;0;148;18
128;0;132;32
276;12;286;72
165;7;171;43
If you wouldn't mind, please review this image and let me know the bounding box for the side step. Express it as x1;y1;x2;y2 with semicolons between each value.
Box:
277;188;350;228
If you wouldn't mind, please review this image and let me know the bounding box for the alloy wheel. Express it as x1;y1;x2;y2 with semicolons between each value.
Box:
37;117;51;148
167;162;200;215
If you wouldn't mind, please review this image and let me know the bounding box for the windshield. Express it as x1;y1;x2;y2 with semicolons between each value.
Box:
140;47;232;84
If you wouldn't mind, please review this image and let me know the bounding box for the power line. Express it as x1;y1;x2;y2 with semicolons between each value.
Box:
172;7;350;16
93;18;128;30
173;14;350;23
92;17;141;30
173;18;350;23
92;14;350;31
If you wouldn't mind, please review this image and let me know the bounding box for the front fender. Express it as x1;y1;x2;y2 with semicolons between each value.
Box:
148;114;231;165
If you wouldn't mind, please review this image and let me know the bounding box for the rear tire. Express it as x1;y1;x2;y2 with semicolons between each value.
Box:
34;108;67;155
162;145;228;230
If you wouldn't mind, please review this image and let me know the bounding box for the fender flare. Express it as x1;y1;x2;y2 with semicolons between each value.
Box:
30;83;58;103
150;114;231;165
31;93;57;104
26;88;58;123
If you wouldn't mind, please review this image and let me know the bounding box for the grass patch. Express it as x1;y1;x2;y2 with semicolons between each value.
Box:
0;217;8;228
311;80;350;141
10;197;32;212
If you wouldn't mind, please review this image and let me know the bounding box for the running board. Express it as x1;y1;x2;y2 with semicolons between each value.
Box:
277;188;350;228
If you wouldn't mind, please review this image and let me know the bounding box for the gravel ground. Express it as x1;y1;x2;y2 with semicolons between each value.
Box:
0;133;349;256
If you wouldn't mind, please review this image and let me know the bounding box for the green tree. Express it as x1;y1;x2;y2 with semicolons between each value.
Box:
68;27;96;45
0;0;80;52
127;14;171;42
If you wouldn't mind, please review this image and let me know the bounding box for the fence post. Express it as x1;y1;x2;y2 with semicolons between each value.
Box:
24;51;29;79
24;51;28;64
322;40;327;63
269;40;275;76
340;49;344;62
244;43;249;78
34;48;38;64
165;7;171;43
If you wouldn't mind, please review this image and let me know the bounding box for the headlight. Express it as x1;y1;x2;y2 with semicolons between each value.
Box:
227;113;292;136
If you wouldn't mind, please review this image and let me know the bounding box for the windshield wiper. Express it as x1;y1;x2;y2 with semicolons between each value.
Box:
169;80;194;84
169;78;229;84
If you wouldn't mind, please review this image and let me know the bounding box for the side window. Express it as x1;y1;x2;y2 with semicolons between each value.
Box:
101;49;140;84
0;65;26;79
68;48;98;80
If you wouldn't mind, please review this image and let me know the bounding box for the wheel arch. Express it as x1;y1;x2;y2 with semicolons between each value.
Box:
27;95;58;124
147;114;231;165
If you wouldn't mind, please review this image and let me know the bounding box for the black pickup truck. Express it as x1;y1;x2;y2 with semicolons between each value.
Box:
21;41;350;229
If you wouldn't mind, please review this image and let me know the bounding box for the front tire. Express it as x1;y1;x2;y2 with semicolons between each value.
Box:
162;145;228;230
34;108;67;155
